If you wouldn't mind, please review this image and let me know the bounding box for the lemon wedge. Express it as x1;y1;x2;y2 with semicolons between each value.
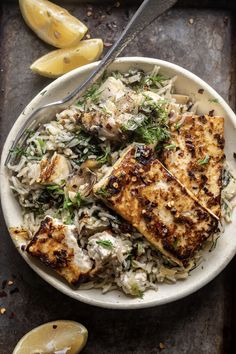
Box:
19;0;88;48
30;39;103;78
13;320;88;354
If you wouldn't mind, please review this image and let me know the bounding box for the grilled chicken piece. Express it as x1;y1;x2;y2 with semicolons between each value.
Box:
162;115;224;217
27;216;92;284
93;145;219;266
39;153;71;185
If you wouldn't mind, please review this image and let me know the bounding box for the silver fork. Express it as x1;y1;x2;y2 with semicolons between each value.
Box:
5;0;177;165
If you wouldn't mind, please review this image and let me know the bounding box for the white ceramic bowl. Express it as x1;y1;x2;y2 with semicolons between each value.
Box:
1;57;236;309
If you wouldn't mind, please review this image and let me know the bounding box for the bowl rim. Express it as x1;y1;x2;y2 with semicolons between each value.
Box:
1;56;236;309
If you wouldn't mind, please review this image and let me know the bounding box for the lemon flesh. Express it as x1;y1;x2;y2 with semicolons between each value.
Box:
30;39;104;78
13;320;88;354
19;0;88;48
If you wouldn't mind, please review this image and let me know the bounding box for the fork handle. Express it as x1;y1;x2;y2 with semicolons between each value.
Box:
63;0;177;105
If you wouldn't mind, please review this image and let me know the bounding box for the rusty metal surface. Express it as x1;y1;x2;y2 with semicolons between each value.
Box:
0;2;236;353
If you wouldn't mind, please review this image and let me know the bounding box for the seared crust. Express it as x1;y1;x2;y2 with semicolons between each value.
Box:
26;217;91;284
162;115;224;217
94;145;219;266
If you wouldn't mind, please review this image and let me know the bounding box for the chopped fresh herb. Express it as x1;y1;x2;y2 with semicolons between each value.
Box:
96;187;111;198
130;282;144;298
137;242;144;256
208;98;219;103
37;138;46;154
72;131;102;165
46;184;64;195
136;124;169;144
164;144;176;150
96;240;114;249
143;74;167;88
97;145;111;165
209;235;220;252
174;121;182;130
10;146;27;158
63;197;73;209
25;129;35;137
75;192;82;207
64;213;74;225
83;84;100;103
197;154;210;165
173;238;178;249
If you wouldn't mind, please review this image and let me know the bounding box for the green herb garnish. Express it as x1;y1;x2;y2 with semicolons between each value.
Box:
97;145;111;165
164;144;176;150
208;98;219;103
96;187;111;198
96;240;114;249
174;121;182;130
10;146;27;158
197;154;210;165
46;184;64;195
130;282;144;298
37;138;46;154
173;238;178;250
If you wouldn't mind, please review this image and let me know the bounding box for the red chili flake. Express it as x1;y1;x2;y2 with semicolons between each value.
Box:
198;88;204;94
209;109;214;117
106;23;114;31
223;16;229;25
10;287;19;295
0;291;7;298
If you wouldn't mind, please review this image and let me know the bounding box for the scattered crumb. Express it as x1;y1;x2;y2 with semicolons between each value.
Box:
0;307;6;315
115;1;120;7
2;280;7;289
0;291;7;298
87;11;92;17
223;16;229;25
63;57;70;64
188;18;194;25
208;109;214;117
86;34;91;39
159;342;166;350
8;280;14;286
198;88;204;94
54;31;61;39
104;42;113;47
10;287;19;295
9;312;15;319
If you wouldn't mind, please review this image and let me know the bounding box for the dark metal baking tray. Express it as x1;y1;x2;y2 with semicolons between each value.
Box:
0;1;236;353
